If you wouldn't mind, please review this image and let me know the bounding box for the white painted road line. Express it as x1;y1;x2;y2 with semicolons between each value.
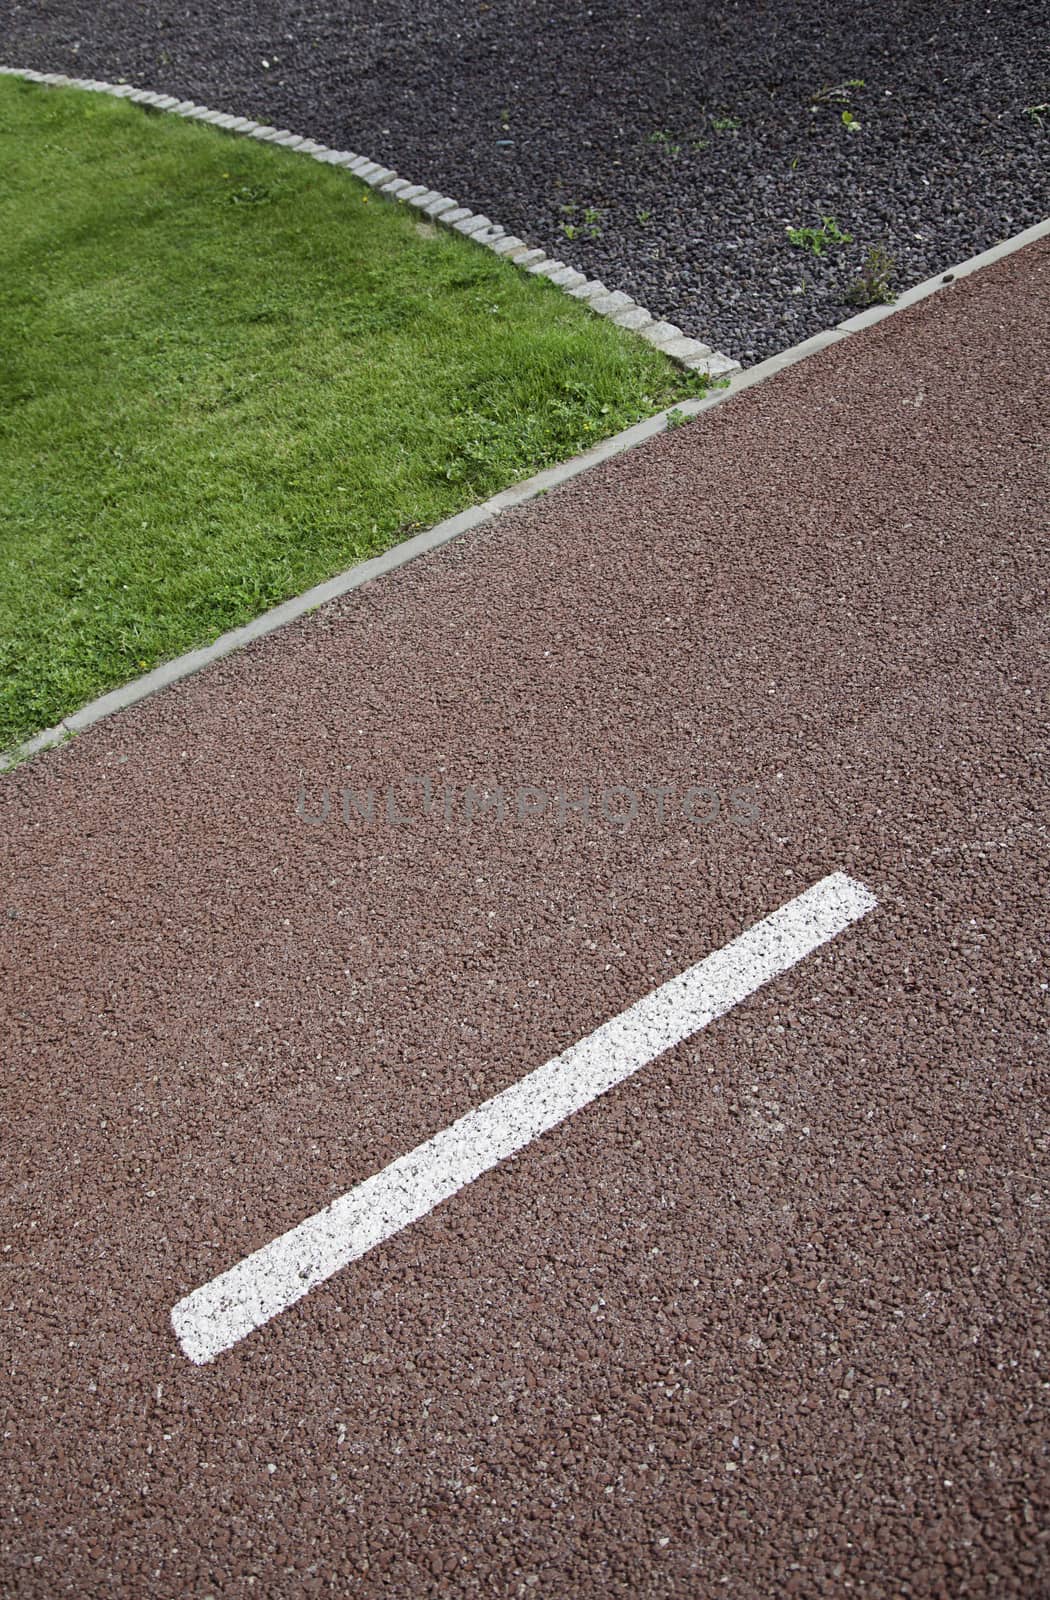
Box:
171;872;877;1363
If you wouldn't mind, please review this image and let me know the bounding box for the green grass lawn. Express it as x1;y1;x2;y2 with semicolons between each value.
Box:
0;77;707;750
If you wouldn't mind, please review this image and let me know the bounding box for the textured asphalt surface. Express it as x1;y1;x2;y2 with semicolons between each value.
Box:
2;241;1049;1596
1;1;1047;362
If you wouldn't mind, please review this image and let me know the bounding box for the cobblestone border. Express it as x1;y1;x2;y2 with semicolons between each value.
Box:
0;64;741;381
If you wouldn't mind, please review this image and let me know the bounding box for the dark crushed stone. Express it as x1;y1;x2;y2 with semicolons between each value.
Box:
1;0;1047;363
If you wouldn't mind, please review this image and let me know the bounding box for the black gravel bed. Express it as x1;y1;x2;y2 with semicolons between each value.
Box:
2;0;1047;363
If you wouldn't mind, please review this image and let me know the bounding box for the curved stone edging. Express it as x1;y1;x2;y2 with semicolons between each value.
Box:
0;64;741;381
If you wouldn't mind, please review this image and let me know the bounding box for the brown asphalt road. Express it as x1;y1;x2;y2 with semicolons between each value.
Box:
2;240;1048;1599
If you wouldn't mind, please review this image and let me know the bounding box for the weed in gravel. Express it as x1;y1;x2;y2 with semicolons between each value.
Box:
786;215;853;256
1023;102;1049;127
647;127;718;156
560;202;602;242
665;407;694;429
846;245;897;307
647;129;682;156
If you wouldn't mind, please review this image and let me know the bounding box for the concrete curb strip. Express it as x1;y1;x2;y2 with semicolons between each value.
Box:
0;63;1047;771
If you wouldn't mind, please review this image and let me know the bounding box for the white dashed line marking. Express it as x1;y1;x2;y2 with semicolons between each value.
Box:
171;871;876;1362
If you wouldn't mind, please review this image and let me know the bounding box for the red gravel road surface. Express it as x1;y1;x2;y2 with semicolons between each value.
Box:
2;239;1048;1598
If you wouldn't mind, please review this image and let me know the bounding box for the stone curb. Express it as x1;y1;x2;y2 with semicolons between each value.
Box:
0;391;723;770
0;64;740;384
